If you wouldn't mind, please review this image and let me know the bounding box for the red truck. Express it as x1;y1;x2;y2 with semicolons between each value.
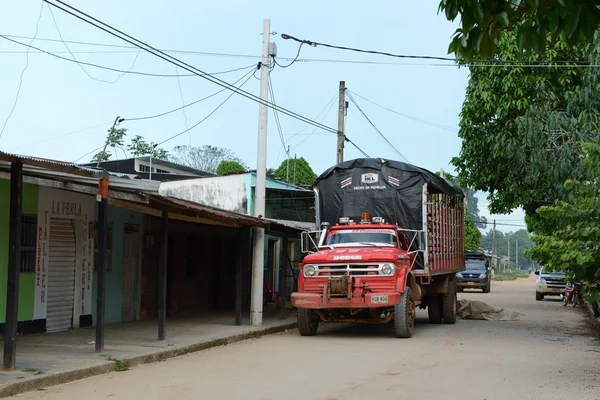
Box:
291;158;466;338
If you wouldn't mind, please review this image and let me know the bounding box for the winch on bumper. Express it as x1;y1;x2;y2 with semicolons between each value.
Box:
291;275;401;309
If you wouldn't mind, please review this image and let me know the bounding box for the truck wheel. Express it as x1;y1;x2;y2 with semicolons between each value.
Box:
442;278;457;324
297;309;319;336
427;295;443;324
536;291;544;301
394;287;415;338
483;282;491;293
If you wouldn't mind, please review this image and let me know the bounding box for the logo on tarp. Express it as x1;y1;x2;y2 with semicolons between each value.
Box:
341;177;352;188
388;176;400;187
361;173;379;184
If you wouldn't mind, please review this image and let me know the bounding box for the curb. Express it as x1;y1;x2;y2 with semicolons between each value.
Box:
0;322;297;398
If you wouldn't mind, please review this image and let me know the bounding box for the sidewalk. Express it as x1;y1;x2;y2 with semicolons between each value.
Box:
0;311;297;398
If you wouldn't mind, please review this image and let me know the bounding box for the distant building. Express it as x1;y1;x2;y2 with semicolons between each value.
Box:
83;156;214;182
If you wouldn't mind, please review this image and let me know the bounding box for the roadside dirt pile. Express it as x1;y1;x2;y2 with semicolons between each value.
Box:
457;299;524;321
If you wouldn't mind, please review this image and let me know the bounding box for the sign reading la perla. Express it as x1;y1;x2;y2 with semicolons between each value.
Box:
33;187;95;326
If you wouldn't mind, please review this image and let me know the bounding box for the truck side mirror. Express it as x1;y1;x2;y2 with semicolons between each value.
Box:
418;231;427;251
301;231;321;254
534;270;540;275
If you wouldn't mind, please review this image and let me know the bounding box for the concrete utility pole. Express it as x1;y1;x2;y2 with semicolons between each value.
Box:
492;219;497;270
507;233;511;271
515;239;519;269
251;18;270;327
336;81;346;164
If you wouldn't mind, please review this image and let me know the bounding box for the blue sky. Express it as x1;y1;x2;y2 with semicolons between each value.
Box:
0;0;525;232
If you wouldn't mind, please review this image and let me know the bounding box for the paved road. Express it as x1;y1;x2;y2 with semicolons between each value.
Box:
18;277;600;400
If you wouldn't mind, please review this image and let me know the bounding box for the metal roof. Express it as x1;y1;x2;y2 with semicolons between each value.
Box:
0;150;104;178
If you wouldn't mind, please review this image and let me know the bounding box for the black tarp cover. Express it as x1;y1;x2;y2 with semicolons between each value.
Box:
313;158;464;230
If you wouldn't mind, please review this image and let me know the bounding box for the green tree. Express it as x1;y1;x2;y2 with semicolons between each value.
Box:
439;0;600;60
171;145;245;174
91;127;127;163
480;228;534;267
465;215;483;251
527;142;600;289
272;157;317;186
216;160;246;176
452;29;590;221
438;171;487;228
127;135;169;160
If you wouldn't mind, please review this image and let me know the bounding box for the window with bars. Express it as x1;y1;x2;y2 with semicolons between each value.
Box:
20;215;37;273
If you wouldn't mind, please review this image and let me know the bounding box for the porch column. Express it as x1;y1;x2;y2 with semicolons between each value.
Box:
235;228;250;326
3;162;23;371
95;178;109;353
158;211;168;340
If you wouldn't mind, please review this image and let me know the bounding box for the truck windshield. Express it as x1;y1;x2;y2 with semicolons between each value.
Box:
326;229;397;247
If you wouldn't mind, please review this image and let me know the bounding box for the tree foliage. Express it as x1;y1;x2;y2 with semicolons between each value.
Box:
527;142;600;288
272;157;317;186
127;135;169;160
452;29;591;222
479;228;534;267
216;160;246;176
439;0;600;60
171;145;245;174
465;215;483;251
438;171;487;228
90;128;168;162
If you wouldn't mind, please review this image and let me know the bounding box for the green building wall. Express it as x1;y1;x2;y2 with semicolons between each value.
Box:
0;179;38;324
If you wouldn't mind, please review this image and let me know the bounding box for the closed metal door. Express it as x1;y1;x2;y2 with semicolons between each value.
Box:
46;218;76;333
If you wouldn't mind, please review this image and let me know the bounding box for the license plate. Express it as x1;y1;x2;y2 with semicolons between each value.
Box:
467;282;476;286
371;295;389;304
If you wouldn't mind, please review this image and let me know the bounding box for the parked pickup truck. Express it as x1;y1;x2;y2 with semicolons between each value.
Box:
456;250;492;293
535;267;566;301
291;158;466;338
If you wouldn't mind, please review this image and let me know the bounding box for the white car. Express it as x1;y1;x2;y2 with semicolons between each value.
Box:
535;267;566;301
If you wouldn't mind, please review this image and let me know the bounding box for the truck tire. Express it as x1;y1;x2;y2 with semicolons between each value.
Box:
297;309;319;336
427;295;443;324
442;278;458;324
394;287;415;338
535;291;544;301
483;281;491;293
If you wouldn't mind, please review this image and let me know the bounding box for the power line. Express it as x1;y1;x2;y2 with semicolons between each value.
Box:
4;33;597;68
14;120;113;148
280;33;593;66
0;35;257;78
72;144;104;163
348;91;458;132
346;92;409;163
47;2;140;84
290;97;337;152
155;71;255;147
125;68;255;122
0;3;44;141
43;0;338;135
268;74;288;159
273;42;304;68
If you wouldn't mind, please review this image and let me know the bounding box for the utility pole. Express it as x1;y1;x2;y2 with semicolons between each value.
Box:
492;219;497;271
251;18;270;327
336;81;346;164
507;233;511;272
515;239;519;269
286;145;290;182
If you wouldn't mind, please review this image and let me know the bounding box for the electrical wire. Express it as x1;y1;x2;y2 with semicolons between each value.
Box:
47;3;141;84
43;0;338;135
14;120;113;148
0;3;44;141
124;68;255;122
346;92;409;163
348;91;458;132
290;98;337;152
268;74;288;160
155;71;255;147
4;33;598;68
0;35;257;78
273;42;304;68
72;144;104;163
175;65;191;144
280;33;593;66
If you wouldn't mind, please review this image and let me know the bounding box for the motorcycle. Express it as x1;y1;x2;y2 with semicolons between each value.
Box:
563;282;584;307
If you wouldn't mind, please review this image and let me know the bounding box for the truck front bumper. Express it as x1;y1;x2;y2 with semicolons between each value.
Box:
291;292;400;309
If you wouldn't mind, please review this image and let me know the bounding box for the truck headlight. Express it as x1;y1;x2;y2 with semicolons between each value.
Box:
456;272;463;278
304;265;317;277
538;278;546;284
381;264;395;275
479;273;487;279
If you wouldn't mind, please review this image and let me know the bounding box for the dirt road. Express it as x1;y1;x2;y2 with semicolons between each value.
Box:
17;277;600;400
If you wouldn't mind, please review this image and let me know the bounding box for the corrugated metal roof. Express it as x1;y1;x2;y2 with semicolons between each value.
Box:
265;218;315;231
151;196;270;228
0;150;104;177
